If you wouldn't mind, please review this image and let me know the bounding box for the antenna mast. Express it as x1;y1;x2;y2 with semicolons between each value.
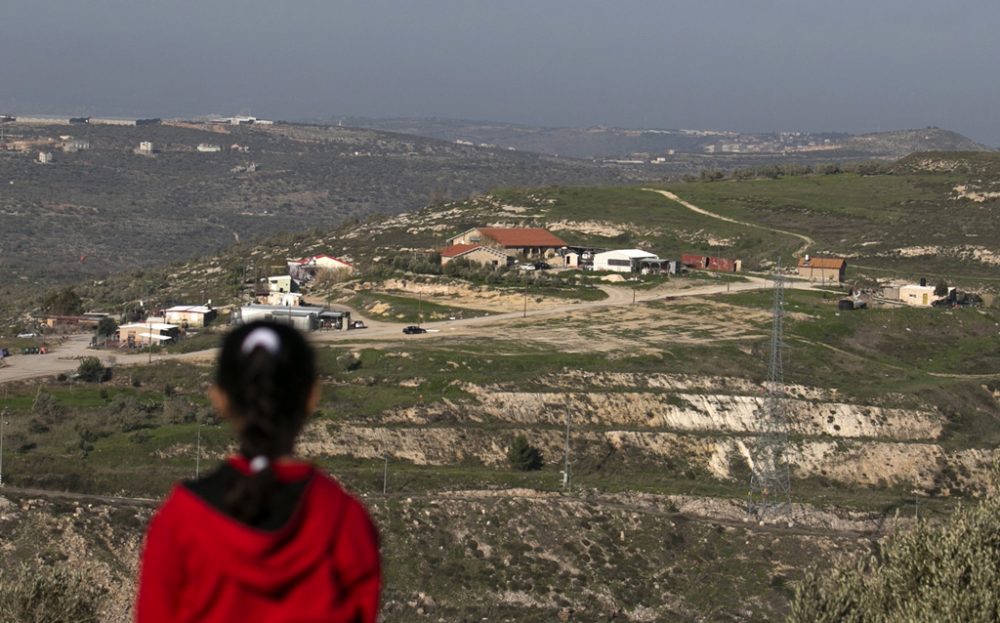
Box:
748;260;792;522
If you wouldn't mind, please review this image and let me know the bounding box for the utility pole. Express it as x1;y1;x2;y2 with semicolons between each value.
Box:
382;453;388;495
147;318;153;364
562;412;571;492
0;411;6;487
0;389;8;487
195;420;202;478
523;280;528;318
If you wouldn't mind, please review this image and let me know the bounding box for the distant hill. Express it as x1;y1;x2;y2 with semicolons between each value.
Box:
345;117;992;161
57;151;1000;324
0;120;650;287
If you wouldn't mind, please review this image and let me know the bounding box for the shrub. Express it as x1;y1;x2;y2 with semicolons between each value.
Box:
789;486;1000;621
32;392;63;424
76;357;106;383
507;434;544;471
162;396;196;425
0;562;106;623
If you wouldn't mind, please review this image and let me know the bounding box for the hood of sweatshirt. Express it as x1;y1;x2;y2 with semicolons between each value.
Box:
168;458;350;595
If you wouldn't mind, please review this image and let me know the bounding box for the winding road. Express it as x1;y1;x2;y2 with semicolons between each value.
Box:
644;188;816;257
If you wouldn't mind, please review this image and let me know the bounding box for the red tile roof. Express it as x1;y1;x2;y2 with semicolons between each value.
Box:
798;257;846;270
440;244;482;258
477;227;567;248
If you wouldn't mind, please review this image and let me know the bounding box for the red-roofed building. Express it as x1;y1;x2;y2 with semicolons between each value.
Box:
796;256;846;283
440;244;511;268
446;227;567;258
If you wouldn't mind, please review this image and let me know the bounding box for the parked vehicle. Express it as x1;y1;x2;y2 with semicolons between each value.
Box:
517;263;536;271
349;320;368;329
534;261;551;270
402;325;427;334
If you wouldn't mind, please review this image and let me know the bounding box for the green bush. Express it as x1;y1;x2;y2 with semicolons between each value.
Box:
76;357;106;383
507;434;544;471
0;562;106;623
789;490;1000;622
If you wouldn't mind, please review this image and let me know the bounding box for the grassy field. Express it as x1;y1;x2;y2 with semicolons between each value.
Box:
658;168;1000;282
3;288;997;505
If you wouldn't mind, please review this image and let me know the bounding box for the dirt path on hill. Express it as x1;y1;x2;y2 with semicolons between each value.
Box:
645;188;815;257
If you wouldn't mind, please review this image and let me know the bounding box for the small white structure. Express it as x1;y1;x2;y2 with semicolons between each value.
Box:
137;141;154;155
38;151;53;163
593;249;661;273
899;284;955;307
197;143;222;153
266;275;297;293
61;139;90;152
118;322;180;346
287;255;353;282
163;305;217;328
265;292;302;307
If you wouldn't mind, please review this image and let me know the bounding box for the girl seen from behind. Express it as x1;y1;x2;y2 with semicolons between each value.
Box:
136;321;381;622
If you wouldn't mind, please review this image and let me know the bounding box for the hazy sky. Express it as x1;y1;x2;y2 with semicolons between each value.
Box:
3;0;998;144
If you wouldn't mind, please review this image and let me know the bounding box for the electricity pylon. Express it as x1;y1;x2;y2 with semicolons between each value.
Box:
748;261;792;522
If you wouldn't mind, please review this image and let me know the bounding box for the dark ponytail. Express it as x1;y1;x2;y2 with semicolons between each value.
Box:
215;320;317;524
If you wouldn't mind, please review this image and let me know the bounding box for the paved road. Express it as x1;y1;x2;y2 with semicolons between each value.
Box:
645;188;816;257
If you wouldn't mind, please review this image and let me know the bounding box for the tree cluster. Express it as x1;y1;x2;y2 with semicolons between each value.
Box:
685;161;893;183
790;466;1000;621
507;435;544;471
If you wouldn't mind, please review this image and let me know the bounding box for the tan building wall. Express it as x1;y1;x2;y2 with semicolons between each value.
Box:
447;229;487;247
442;247;510;267
899;285;937;306
164;311;212;328
797;266;843;283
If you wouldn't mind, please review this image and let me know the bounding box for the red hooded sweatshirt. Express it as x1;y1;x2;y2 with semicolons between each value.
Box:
136;457;380;623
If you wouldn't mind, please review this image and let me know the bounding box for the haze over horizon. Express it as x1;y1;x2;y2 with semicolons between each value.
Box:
3;0;998;145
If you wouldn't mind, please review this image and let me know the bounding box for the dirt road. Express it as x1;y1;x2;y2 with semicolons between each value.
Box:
0;275;818;385
0;335;197;385
645;188;815;257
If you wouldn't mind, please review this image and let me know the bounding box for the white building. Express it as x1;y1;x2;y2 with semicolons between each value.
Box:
238;305;350;331
137;141;154;155
61;139;90;152
593;249;662;273
287;254;354;281
197;143;222;153
118;322;181;346
899;284;955;307
38;151;53;163
163;305;217;328
266;275;297;293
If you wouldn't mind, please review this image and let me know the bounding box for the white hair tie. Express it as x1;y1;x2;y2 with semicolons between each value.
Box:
241;327;281;355
249;455;270;473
